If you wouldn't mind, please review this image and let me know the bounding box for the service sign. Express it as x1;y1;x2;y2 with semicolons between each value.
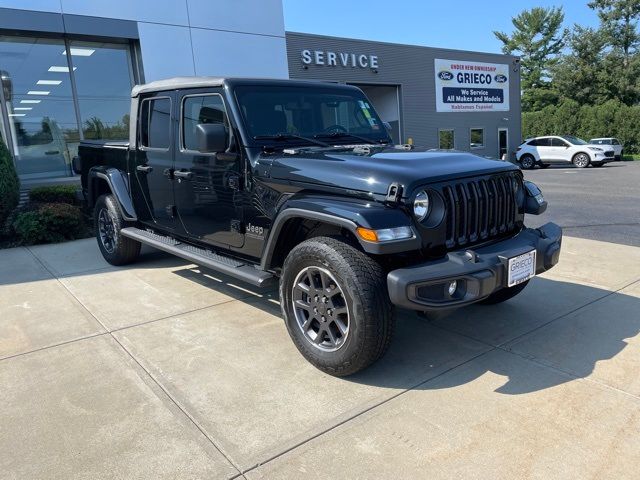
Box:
434;59;510;112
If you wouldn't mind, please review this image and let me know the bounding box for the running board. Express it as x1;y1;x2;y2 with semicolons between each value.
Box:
121;227;277;288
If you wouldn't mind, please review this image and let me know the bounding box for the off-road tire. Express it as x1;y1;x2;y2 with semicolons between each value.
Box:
478;280;530;305
572;153;590;168
94;194;140;266
280;236;394;376
519;155;536;170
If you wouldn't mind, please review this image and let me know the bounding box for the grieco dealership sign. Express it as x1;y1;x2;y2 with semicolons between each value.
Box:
434;58;510;112
301;50;379;69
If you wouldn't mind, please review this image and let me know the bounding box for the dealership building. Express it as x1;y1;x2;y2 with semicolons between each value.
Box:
0;0;521;186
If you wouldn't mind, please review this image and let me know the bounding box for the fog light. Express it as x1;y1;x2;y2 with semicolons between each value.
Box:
448;280;457;296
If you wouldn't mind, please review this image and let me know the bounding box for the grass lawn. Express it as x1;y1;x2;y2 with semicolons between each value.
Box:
623;154;640;161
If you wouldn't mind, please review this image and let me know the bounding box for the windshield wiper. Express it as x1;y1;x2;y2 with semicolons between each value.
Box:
253;133;330;148
314;131;388;145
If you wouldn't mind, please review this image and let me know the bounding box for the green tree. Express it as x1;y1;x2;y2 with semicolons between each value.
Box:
552;26;606;105
589;0;640;104
494;7;568;111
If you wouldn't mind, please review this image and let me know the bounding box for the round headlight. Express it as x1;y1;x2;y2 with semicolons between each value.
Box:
413;190;430;221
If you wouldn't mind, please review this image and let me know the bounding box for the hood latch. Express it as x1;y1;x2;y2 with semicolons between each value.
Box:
386;182;403;203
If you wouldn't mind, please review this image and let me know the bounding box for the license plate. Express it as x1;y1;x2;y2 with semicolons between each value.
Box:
507;250;536;287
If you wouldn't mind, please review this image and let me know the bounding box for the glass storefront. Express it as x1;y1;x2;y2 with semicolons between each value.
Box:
0;35;136;181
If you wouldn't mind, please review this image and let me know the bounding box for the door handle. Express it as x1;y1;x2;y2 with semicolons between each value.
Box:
174;170;194;181
137;165;153;173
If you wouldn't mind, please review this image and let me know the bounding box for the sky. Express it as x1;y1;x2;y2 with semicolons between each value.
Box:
282;0;600;54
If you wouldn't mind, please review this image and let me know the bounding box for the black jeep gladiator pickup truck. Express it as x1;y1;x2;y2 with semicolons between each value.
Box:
77;77;562;376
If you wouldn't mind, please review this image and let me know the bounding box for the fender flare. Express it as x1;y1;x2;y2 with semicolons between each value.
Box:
260;196;421;270
88;167;137;221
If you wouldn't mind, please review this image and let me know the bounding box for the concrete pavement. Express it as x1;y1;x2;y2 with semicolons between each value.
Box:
1;236;639;479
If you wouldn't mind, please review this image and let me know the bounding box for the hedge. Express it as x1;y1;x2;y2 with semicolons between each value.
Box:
29;185;79;205
12;202;85;245
0;137;19;227
522;99;640;154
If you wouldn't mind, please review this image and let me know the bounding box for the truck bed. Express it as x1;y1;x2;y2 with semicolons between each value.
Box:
78;140;130;193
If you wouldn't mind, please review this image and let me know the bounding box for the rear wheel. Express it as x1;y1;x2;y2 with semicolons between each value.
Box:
478;280;530;305
572;153;590;168
519;155;536;170
280;236;394;376
95;194;140;266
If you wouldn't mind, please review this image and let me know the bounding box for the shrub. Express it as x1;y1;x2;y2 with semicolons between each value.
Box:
12;202;85;245
29;184;79;205
0;137;19;227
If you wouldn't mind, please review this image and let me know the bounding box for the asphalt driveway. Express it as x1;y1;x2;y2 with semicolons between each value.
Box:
523;160;640;247
1;234;640;479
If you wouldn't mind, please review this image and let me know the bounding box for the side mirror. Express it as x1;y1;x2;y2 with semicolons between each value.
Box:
523;180;547;215
196;123;227;154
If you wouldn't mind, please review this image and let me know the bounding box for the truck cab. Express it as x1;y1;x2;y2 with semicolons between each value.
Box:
79;77;562;376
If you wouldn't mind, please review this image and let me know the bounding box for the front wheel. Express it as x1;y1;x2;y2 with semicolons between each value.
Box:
572;153;590;168
478;280;530;305
94;194;141;266
280;237;394;376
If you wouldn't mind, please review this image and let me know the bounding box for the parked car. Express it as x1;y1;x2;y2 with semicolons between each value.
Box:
516;135;614;169
589;137;623;160
76;77;562;376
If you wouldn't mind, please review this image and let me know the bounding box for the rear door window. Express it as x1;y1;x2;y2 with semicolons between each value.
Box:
529;138;550;147
140;97;171;150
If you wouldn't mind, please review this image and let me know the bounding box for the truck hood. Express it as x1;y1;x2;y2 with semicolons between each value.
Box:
267;147;519;197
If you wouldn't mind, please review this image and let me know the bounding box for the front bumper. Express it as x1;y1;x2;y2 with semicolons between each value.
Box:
387;222;562;311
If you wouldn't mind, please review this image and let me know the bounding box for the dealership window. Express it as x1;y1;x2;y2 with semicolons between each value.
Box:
70;41;135;141
0;35;137;180
140;98;171;150
470;128;484;149
439;129;454;150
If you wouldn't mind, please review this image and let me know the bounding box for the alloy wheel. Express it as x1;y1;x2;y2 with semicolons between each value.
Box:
98;208;116;254
520;156;534;169
574;153;589;168
292;266;350;352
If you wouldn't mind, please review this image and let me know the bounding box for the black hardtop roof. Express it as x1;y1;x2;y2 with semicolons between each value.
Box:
131;76;361;97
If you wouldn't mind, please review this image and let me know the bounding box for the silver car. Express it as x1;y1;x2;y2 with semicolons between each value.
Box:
589;137;623;160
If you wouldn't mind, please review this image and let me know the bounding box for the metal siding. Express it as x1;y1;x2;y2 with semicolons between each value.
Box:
286;32;521;159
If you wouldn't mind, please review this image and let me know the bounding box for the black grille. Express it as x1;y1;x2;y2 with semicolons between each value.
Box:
604;150;614;157
440;172;520;249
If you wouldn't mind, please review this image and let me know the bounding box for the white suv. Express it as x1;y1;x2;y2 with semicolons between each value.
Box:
589;137;623;160
516;135;614;169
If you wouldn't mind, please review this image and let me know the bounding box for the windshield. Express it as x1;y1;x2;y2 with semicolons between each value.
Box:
562;135;589;145
234;85;391;145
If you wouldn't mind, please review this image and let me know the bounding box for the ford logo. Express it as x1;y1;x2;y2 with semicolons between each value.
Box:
495;74;508;83
438;70;454;81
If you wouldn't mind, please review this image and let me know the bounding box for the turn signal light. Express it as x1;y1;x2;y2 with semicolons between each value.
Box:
356;226;413;243
356;227;378;242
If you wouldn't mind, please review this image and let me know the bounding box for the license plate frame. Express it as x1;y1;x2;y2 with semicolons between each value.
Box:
507;250;536;287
